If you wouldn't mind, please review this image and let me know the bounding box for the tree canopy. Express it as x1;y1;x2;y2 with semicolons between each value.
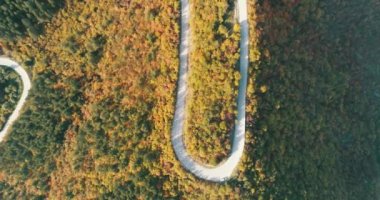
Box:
0;0;64;40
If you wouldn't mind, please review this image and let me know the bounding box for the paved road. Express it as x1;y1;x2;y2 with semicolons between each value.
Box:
171;0;249;182
0;57;31;142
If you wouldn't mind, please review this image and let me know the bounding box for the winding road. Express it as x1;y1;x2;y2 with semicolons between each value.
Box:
0;0;249;182
171;0;249;182
0;57;31;142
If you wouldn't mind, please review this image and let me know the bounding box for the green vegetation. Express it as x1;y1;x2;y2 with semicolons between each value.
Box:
0;0;378;199
242;0;380;199
186;0;241;165
2;0;240;198
0;70;82;198
0;0;64;40
0;67;22;130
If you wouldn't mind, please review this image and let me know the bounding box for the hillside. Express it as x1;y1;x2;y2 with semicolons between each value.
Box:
0;0;379;199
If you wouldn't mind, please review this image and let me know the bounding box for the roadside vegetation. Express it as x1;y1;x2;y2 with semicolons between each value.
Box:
0;0;245;198
0;0;378;199
186;0;241;165
0;67;22;130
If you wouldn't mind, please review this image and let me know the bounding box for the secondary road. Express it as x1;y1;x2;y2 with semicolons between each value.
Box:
171;0;249;182
0;57;31;142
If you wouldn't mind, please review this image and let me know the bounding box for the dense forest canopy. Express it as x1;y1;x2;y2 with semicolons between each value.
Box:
186;0;240;165
0;67;22;130
0;0;64;40
244;0;380;199
0;0;378;199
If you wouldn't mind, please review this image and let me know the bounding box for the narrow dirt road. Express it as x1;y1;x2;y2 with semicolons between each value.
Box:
171;0;249;182
0;57;31;142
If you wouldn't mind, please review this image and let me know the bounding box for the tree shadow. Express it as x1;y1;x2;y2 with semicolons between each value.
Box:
244;0;380;199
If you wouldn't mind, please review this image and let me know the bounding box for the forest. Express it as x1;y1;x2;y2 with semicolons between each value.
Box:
0;0;64;40
0;67;22;130
0;0;378;199
243;0;380;199
186;0;241;165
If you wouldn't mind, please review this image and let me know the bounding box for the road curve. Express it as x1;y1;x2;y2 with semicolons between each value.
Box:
171;0;249;182
0;57;31;142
